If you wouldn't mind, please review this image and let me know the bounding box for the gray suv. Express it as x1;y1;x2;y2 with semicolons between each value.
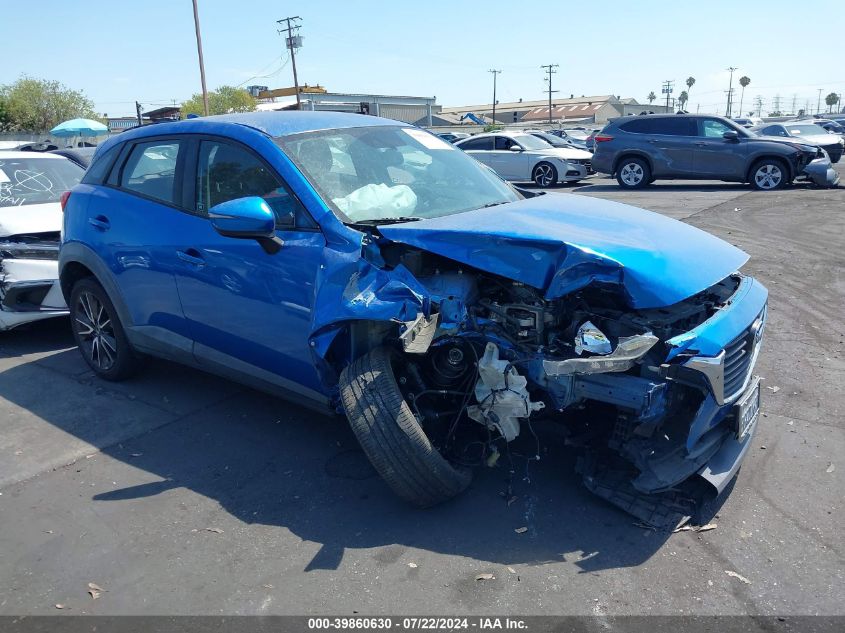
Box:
592;114;828;190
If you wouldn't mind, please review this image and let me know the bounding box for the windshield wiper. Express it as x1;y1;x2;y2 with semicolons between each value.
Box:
350;216;423;226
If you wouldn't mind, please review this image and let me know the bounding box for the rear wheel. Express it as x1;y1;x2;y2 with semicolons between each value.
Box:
339;346;472;507
70;278;140;381
749;158;788;190
616;157;650;188
532;161;558;188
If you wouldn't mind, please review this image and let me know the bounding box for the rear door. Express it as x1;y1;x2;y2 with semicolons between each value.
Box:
693;118;748;178
456;136;494;166
619;117;696;176
82;137;194;358
172;137;327;398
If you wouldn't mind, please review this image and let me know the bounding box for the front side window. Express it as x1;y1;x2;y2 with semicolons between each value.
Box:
120;141;181;205
494;136;518;150
197;140;313;228
0;156;83;208
700;119;735;138
277;126;519;223
761;126;788;137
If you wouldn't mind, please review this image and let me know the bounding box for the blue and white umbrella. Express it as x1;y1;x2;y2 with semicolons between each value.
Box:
50;118;109;138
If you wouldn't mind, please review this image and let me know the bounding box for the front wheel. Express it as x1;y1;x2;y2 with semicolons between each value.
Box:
70;278;141;381
532;161;558;188
616;158;651;188
749;158;788;190
339;347;472;507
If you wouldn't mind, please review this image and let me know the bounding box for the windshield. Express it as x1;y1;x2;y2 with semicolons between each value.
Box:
510;134;553;150
276;126;520;223
531;132;567;147
0;156;83;208
786;124;828;136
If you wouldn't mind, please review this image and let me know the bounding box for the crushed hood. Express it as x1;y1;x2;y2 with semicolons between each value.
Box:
378;194;749;309
0;202;62;238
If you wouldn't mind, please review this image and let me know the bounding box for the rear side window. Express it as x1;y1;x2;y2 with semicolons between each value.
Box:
620;117;694;136
457;137;493;151
120;141;181;205
197;140;314;229
82;144;121;185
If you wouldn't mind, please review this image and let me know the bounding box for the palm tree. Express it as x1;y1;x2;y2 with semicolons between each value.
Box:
678;91;689;111
738;76;751;118
826;92;840;113
647;91;656;105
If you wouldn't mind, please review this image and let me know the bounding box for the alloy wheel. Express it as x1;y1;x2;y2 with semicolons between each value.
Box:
74;291;118;371
754;164;782;190
533;164;555;187
620;163;644;186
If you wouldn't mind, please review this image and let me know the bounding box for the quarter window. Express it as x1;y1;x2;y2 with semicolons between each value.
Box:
120;141;181;205
197;140;313;229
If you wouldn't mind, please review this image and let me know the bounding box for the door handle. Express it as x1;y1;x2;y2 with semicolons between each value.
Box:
176;249;206;267
88;215;110;231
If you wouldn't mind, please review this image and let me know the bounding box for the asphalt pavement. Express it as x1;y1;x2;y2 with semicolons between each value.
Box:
1;168;843;616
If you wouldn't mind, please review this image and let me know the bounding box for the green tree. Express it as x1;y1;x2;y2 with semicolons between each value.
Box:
738;76;750;120
825;92;840;113
678;91;689;110
0;76;97;132
647;91;656;104
181;86;256;117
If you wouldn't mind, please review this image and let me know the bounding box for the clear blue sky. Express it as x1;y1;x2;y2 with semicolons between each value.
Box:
2;0;843;117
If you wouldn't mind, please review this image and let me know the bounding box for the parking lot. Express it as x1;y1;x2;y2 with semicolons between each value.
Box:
1;167;843;616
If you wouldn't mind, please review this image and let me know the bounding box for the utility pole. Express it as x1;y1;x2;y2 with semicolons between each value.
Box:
791;94;797;116
135;101;143;126
754;95;763;117
191;0;209;116
725;67;737;117
277;16;303;109
488;69;501;125
816;88;823;115
662;80;674;111
541;64;559;124
773;94;782;114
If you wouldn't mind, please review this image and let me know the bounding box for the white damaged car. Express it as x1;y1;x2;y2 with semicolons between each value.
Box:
0;151;83;330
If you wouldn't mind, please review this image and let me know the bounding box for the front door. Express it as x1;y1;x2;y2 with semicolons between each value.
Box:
172;138;327;398
693;118;748;178
489;136;529;180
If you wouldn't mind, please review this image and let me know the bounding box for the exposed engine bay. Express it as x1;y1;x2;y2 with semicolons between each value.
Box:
354;241;756;528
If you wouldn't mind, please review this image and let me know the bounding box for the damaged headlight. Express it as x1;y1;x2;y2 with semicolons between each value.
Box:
575;320;612;355
543;332;659;376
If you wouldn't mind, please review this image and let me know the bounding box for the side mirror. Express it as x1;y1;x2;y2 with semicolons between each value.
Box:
209;196;283;254
509;145;523;152
723;131;740;141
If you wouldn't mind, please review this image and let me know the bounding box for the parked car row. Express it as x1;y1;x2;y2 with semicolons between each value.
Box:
48;111;769;527
591;114;840;189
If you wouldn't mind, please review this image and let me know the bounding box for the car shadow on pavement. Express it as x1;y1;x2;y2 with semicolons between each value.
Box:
0;322;702;575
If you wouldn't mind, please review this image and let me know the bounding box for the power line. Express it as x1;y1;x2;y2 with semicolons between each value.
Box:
541;64;559;124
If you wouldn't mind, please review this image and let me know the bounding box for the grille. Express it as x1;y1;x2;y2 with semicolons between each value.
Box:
723;329;754;400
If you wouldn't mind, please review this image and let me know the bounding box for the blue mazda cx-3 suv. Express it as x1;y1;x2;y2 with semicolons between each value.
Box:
60;112;767;527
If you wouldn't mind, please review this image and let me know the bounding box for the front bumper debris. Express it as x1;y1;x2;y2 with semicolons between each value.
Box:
0;241;68;330
801;156;840;188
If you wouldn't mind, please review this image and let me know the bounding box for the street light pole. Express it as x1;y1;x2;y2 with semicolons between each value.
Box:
191;0;209;117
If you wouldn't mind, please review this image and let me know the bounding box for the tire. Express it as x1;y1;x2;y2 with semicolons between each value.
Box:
339;346;472;507
749;158;788;191
70;278;141;381
532;161;558;188
616;157;651;188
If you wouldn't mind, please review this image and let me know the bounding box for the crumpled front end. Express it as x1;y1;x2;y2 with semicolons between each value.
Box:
0;235;68;331
307;205;768;528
